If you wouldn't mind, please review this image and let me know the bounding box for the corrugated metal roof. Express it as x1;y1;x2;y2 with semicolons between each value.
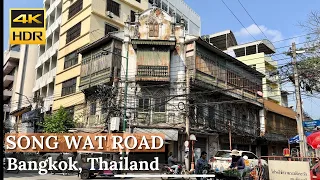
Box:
264;100;296;119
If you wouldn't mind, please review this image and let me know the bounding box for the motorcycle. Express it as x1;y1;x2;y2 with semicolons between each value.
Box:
3;158;20;174
160;164;189;180
198;164;214;180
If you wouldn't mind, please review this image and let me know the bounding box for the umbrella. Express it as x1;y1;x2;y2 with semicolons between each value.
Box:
306;131;320;149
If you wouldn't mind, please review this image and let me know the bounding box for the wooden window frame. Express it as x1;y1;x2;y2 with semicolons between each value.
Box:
61;78;77;96
105;23;119;35
106;0;120;17
68;0;83;19
66;22;81;44
130;10;136;22
64;51;78;69
149;23;159;37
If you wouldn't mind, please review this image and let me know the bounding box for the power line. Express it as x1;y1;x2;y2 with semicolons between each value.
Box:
237;0;268;40
220;0;256;41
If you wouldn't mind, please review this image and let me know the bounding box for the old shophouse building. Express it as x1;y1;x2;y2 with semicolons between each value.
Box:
76;5;266;161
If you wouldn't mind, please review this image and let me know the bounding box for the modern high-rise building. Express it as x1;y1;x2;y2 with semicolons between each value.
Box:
3;44;38;132
52;0;200;125
33;0;63;113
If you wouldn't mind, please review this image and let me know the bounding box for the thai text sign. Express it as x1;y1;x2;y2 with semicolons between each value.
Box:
303;120;320;133
269;160;310;180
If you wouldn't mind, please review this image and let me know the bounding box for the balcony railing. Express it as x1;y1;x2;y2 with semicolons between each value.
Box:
136;65;170;81
33;67;56;92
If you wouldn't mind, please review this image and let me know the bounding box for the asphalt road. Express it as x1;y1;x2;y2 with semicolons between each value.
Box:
4;172;197;180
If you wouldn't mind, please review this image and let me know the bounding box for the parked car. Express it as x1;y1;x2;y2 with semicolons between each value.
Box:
209;150;268;172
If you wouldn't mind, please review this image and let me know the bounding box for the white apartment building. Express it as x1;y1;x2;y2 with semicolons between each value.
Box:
33;0;62;113
3;44;38;132
148;0;201;36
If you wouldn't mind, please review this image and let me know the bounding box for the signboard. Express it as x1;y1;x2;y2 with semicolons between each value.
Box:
269;160;310;180
10;8;46;44
303;120;320;132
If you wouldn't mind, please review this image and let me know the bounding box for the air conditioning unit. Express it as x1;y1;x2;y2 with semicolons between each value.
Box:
110;117;120;131
106;11;114;18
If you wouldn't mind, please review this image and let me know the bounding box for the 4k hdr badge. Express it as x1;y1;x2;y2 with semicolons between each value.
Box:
9;8;46;44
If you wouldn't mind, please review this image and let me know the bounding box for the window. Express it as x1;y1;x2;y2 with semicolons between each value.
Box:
250;64;256;70
169;7;174;16
106;0;120;17
61;78;77;96
226;110;232;121
90;102;96;115
176;13;181;23
161;1;168;12
149;23;159;37
105;23;118;35
154;97;166;112
66;22;81;44
138;98;150;112
64;51;78;69
68;0;83;19
185;20;188;31
242;115;247;123
131;10;135;22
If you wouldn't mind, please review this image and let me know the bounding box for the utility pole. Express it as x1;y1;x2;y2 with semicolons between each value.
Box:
291;42;307;157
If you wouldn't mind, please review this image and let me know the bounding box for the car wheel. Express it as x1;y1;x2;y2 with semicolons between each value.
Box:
81;170;90;179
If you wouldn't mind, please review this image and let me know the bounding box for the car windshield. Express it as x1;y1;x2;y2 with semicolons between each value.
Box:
215;151;231;158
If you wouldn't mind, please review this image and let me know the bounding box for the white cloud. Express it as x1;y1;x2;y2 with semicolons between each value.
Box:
234;24;283;42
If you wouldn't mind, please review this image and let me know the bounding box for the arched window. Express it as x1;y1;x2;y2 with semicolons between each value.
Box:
149;22;159;37
138;89;151;112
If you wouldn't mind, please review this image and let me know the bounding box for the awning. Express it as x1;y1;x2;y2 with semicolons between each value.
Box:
10;105;32;116
133;128;179;141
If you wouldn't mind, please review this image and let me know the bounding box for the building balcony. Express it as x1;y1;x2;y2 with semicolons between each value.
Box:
46;15;61;38
3;75;14;88
36;41;59;68
265;74;279;83
135;65;170;82
42;95;54;113
4;49;20;66
3;89;12;101
33;67;56;92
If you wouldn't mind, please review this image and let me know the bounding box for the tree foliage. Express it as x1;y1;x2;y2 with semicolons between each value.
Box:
294;11;320;93
41;106;75;133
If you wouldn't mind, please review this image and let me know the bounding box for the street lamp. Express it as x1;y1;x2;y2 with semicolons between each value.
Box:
190;134;197;170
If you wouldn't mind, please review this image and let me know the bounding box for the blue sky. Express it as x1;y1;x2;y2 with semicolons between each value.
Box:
4;0;320;119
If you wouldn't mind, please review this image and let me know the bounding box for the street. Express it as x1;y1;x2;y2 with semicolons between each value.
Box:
4;172;197;180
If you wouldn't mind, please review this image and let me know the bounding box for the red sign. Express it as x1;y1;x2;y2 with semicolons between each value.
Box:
283;148;290;156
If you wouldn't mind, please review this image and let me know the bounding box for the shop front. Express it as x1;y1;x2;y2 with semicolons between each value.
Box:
219;135;257;153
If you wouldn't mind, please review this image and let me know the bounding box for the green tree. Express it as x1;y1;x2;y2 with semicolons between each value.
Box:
42;106;75;133
298;11;320;93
